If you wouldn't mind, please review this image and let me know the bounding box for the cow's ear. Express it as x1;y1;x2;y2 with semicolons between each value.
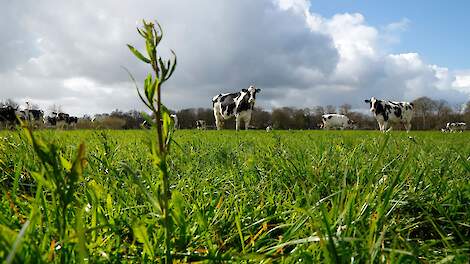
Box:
242;89;248;92
256;88;261;93
364;99;370;103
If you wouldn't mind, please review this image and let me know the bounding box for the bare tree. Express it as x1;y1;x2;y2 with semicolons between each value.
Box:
463;100;470;124
412;97;437;130
48;104;63;115
339;103;352;115
325;105;336;114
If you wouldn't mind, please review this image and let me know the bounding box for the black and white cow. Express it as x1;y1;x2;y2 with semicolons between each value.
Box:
0;106;19;127
27;109;45;122
55;112;69;128
195;120;206;130
24;109;46;128
445;122;466;132
321;114;354;130
47;116;57;126
48;112;77;128
212;85;261;130
67;116;79;126
365;97;414;132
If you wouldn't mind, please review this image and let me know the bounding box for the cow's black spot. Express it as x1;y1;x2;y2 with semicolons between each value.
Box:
327;115;332;119
384;104;393;121
393;106;402;118
374;101;388;120
219;93;239;116
236;93;252;113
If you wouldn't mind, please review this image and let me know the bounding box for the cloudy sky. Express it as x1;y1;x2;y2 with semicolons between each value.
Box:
1;0;470;116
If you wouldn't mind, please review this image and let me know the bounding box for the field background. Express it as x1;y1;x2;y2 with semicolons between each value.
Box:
1;129;469;262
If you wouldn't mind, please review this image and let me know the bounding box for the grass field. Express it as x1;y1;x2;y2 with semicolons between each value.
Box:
0;129;469;263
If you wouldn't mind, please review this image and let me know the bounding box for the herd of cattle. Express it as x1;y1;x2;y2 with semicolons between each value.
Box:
210;85;466;132
0;106;79;128
1;87;467;132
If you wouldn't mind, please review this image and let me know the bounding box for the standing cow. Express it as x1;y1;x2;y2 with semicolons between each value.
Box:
445;122;466;132
321;114;353;130
0;106;19;128
364;97;414;132
212;85;261;131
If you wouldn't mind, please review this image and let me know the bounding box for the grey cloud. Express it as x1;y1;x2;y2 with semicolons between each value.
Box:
1;0;340;115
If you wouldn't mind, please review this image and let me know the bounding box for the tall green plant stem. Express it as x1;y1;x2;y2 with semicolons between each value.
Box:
127;19;177;263
154;78;171;264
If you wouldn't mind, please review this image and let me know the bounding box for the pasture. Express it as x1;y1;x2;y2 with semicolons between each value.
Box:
0;129;469;262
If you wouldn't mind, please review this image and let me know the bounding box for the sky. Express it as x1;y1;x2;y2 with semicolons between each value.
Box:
1;0;470;116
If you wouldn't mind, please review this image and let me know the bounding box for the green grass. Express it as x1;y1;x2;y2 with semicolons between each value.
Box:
1;129;469;263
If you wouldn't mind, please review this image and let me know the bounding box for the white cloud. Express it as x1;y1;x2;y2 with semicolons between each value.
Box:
452;73;470;94
385;18;410;32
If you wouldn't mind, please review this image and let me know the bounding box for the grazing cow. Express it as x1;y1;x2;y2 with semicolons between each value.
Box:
55;112;69;128
25;109;45;128
47;116;57;126
0;106;19;127
212;85;261;130
445;122;466;132
266;125;273;132
196;120;206;130
321;114;354;130
364;97;414;132
48;112;75;128
27;109;44;122
67;116;79;127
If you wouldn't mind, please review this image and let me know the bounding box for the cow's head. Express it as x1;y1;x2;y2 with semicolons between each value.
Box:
242;85;261;104
364;97;378;113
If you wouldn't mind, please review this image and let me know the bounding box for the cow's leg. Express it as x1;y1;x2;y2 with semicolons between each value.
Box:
377;121;384;131
404;122;411;132
383;122;389;132
215;118;223;130
214;114;223;130
213;108;222;130
244;116;251;130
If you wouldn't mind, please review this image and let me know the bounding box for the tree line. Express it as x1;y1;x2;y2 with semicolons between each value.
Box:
2;97;469;130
